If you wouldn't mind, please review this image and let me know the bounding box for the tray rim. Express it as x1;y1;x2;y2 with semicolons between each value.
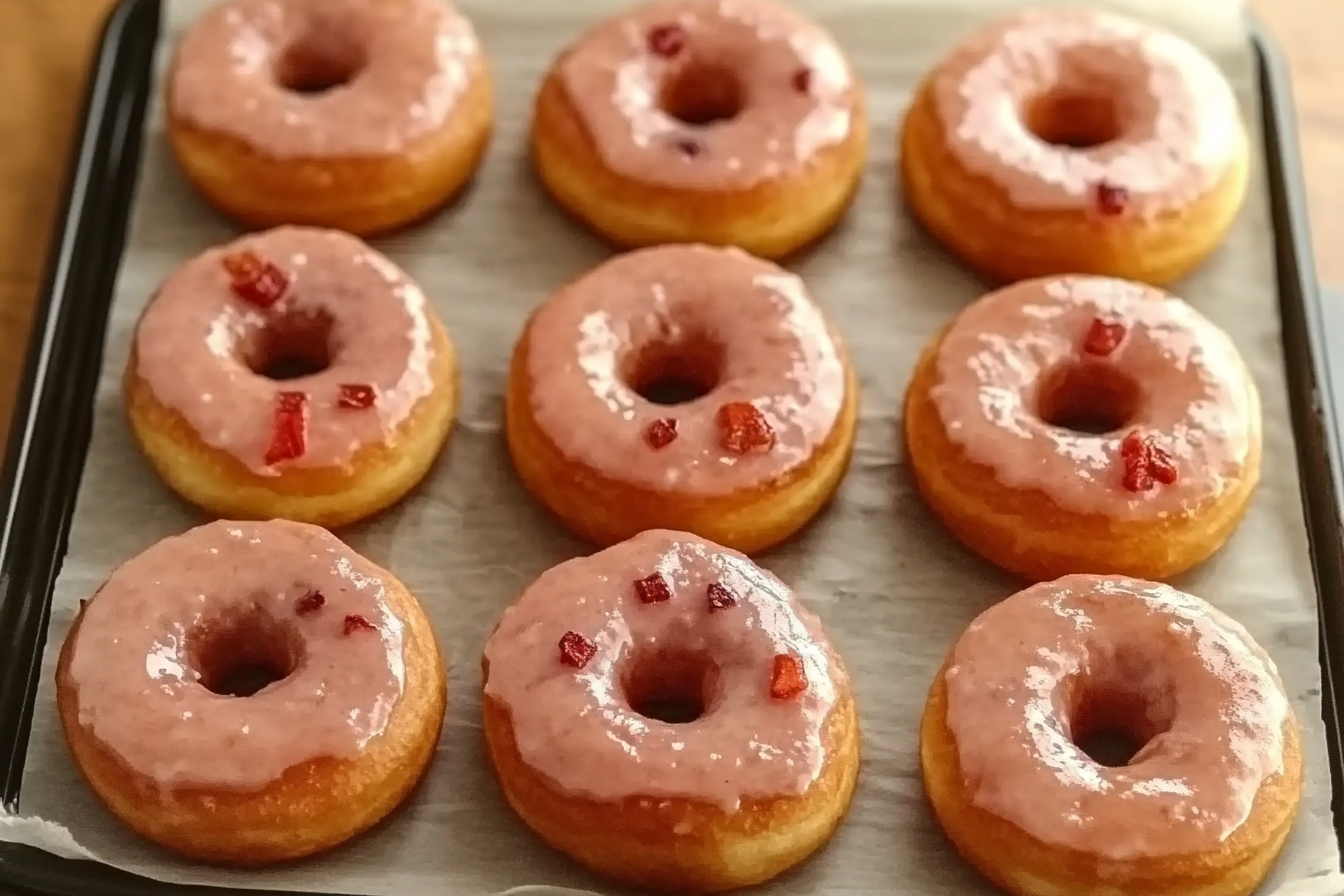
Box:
0;1;1338;894
0;0;159;814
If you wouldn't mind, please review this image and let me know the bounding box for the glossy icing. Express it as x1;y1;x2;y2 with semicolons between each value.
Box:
169;0;482;159
930;275;1256;521
931;10;1241;215
133;226;436;474
556;0;859;190
523;244;847;497
482;529;843;812
943;575;1291;860
62;520;407;792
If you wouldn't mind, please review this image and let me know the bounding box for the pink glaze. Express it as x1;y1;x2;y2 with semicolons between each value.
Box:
943;575;1292;860
169;0;482;159
930;275;1257;521
482;529;844;812
930;10;1242;216
523;244;847;497
556;0;860;190
134;226;437;475
62;520;407;793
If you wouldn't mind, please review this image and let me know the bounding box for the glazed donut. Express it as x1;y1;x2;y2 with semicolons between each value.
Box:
531;0;868;259
125;226;458;528
506;244;858;555
482;529;859;893
166;0;492;236
921;574;1302;896
55;519;447;865
900;9;1248;286
903;275;1260;582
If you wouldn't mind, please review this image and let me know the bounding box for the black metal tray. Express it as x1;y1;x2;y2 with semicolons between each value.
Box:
0;0;1338;893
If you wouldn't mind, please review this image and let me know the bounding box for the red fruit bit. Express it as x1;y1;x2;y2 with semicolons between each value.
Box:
769;653;808;700
647;23;686;57
343;614;376;635
717;401;776;455
1148;450;1178;485
337;383;377;410
673;137;702;157
1120;430;1179;492
263;391;309;466
294;591;325;616
645;417;678;449
1082;318;1126;357
707;582;737;611
1123;455;1153;492
559;631;597;669
634;572;673;604
792;67;812;93
1095;181;1129;217
1120;431;1146;458
222;250;290;309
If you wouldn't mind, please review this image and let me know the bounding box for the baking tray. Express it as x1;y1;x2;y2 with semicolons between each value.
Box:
0;0;1337;893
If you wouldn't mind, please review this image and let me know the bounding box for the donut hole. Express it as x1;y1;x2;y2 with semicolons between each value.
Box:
1070;682;1173;767
275;23;367;95
625;334;724;406
242;309;336;381
622;648;721;725
1023;87;1122;149
1075;729;1141;767
1036;361;1143;435
660;63;746;126
1067;648;1177;768
188;607;305;698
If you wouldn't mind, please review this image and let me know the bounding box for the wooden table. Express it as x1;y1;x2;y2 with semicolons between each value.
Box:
0;0;1339;453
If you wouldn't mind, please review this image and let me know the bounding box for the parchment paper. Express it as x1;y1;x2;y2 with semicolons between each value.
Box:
1;0;1339;892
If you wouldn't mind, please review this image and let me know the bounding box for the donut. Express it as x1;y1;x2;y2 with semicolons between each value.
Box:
903;275;1260;582
899;9;1248;286
921;574;1302;896
481;529;859;893
166;0;493;236
125;226;458;528
506;244;858;555
55;519;447;865
530;0;868;259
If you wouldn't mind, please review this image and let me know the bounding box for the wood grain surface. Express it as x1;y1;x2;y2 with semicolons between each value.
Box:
0;0;1337;456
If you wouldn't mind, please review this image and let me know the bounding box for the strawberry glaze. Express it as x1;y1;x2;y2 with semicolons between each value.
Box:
133;226;436;474
929;275;1258;521
930;10;1242;216
60;520;407;792
942;575;1293;860
521;244;848;497
555;0;859;190
482;529;845;812
168;0;483;159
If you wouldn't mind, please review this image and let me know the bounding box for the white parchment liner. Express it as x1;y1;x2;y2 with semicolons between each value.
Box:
1;0;1340;893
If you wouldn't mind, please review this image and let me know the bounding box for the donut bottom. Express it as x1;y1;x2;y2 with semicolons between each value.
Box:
124;316;459;530
898;80;1251;287
902;331;1262;583
919;661;1302;896
55;570;448;865
481;668;860;893
530;72;869;261
165;67;493;238
504;329;860;555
